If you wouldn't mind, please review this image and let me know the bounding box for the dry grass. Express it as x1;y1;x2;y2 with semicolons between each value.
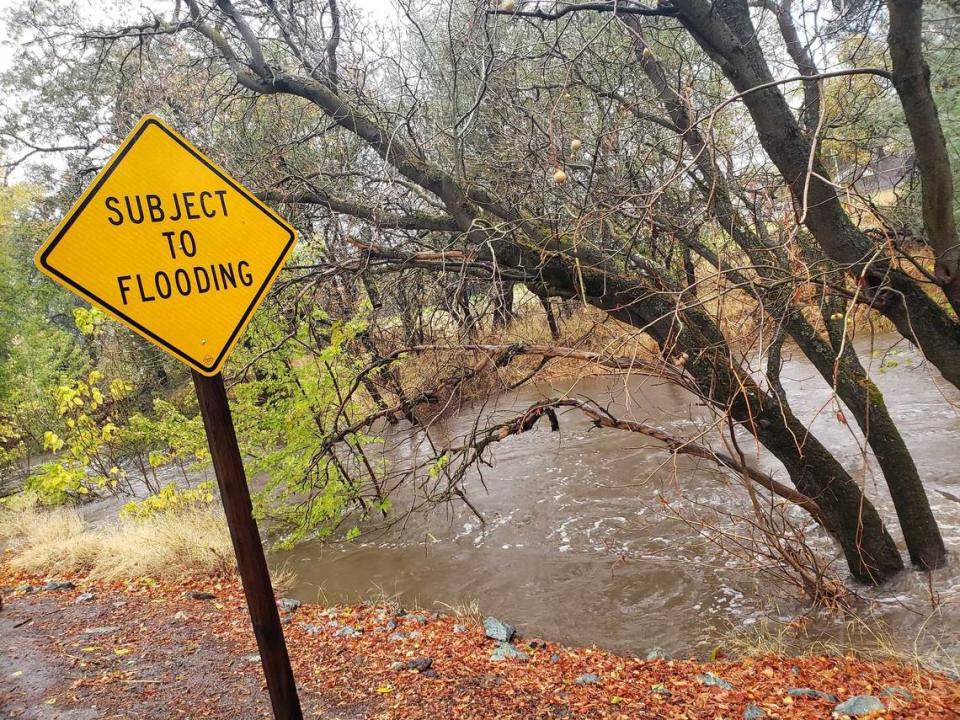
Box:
0;504;235;581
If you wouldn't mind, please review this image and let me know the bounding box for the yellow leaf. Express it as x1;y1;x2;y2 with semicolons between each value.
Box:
114;647;132;656
43;697;57;705
81;646;100;652
375;686;394;694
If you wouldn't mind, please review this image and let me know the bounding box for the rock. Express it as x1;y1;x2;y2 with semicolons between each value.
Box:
483;616;516;643
173;611;189;621
82;626;120;635
389;661;404;670
490;642;528;662
787;688;837;702
326;620;340;629
406;614;429;624
334;626;361;638
881;687;914;701
422;669;439;679
699;673;734;690
834;695;884;717
453;623;466;634
389;632;409;642
278;598;301;613
645;648;666;661
43;580;76;591
242;654;260;663
650;683;670;696
574;673;600;685
550;654;561;664
528;639;547;649
405;657;433;672
188;591;216;600
743;704;766;719
386;619;397;631
300;624;322;635
75;592;96;603
113;600;127;608
393;606;407;617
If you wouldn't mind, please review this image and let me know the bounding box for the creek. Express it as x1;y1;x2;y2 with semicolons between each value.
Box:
272;334;960;662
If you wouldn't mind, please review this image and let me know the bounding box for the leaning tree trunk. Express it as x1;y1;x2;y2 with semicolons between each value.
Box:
622;17;944;570
820;296;947;568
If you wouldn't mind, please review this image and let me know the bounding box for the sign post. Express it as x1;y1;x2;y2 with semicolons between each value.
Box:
34;115;303;720
193;371;302;720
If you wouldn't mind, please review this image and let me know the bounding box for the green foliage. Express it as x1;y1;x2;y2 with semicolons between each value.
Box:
121;399;209;480
119;481;216;520
231;304;380;547
44;369;132;491
23;462;88;505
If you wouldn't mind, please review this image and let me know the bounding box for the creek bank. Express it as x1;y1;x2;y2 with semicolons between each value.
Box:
2;563;958;718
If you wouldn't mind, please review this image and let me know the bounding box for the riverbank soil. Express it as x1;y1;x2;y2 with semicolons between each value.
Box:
1;565;957;719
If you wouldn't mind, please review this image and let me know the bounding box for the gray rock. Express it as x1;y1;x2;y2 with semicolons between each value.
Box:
490;642;528;662
242;654;260;663
550;653;561;664
389;632;409;642
645;648;666;661
386;619;397;631
787;688;837;702
326;620;340;629
82;626;120;635
300;624;322;635
75;592;96;603
699;673;734;690
188;591;216;600
834;695;884;717
278;598;301;613
44;580;76;591
574;673;601;685
173;611;189;621
422;669;439;679
743;704;766;719
453;624;466;634
406;614;429;624
389;661;405;670
881;687;914;701
334;626;361;638
405;657;433;672
483;616;516;643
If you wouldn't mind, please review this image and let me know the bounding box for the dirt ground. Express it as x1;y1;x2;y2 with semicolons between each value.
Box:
1;565;958;719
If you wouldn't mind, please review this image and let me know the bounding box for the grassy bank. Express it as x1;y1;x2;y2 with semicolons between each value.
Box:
0;504;233;580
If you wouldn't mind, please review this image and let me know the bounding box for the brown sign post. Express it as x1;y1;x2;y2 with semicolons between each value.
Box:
194;371;303;720
34;115;304;719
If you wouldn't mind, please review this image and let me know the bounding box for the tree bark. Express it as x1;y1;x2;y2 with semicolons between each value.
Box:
887;0;960;314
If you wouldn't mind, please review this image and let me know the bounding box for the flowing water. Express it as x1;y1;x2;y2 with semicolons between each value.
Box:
272;335;960;663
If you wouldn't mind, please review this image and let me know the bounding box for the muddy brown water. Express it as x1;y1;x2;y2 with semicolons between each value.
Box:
272;335;960;663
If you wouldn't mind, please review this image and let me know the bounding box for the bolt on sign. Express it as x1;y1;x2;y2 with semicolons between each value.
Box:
35;114;297;376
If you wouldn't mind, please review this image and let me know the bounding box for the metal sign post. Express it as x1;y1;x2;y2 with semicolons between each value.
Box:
33;114;304;719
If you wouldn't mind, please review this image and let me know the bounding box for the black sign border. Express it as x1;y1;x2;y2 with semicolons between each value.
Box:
38;118;296;374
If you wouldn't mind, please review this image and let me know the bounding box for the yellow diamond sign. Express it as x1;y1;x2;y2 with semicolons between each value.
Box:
35;115;297;376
